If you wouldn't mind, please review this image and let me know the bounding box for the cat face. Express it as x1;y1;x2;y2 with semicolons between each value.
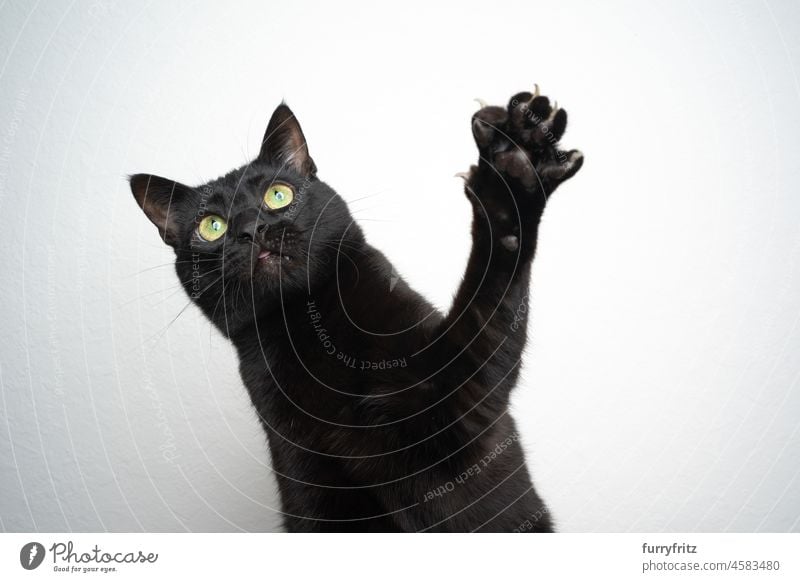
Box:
130;105;357;333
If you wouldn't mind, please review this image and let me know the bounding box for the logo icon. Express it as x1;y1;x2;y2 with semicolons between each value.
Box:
20;542;45;570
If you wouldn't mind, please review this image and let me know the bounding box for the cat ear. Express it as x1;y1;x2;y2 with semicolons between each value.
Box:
258;103;317;176
129;173;193;247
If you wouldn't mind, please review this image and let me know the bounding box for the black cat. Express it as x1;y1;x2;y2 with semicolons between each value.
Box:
130;87;583;532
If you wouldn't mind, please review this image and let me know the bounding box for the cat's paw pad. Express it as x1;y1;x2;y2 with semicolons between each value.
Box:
499;234;520;252
470;86;583;194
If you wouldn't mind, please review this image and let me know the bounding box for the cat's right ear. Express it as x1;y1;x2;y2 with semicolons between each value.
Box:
129;174;193;247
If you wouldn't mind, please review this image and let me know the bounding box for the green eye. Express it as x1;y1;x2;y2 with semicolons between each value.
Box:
197;215;227;241
264;183;294;210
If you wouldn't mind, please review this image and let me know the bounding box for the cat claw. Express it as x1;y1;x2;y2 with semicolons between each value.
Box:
474;98;489;109
527;85;542;108
547;102;560;122
454;171;471;182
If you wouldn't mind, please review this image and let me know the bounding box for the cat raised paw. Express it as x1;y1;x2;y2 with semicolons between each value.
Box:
469;85;583;196
459;86;583;258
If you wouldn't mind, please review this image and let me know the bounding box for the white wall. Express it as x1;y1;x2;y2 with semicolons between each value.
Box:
1;0;799;532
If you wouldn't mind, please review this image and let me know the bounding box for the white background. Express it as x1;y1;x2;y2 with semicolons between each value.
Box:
1;0;799;532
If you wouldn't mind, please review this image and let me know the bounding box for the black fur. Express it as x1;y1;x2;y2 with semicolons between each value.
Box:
129;90;583;532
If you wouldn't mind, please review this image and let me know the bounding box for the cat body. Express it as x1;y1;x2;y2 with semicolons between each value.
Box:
130;90;582;531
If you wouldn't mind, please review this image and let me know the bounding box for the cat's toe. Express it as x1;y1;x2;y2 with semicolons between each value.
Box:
536;107;568;146
508;91;552;132
471;105;507;151
540;149;584;183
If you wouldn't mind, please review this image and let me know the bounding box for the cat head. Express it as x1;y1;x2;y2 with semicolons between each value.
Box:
130;104;360;335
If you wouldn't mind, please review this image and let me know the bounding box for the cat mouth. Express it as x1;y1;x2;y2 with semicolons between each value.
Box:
254;246;293;272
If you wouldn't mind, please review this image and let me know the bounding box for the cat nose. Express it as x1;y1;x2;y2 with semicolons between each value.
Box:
236;223;258;243
234;208;265;242
234;208;287;243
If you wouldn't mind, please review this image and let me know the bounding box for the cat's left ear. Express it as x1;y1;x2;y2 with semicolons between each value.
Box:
258;103;317;176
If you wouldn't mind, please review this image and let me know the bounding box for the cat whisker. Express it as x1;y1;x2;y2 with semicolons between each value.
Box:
349;207;389;222
142;272;226;349
310;239;369;254
208;276;229;326
345;190;389;206
124;258;220;278
121;282;185;307
183;251;225;258
127;266;226;308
